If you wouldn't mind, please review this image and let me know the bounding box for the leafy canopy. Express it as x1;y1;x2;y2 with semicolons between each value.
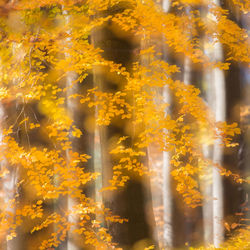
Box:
0;0;249;249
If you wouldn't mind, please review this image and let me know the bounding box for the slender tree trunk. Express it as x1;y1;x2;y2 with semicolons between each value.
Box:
201;68;214;245
162;87;173;249
66;73;79;250
212;48;225;246
183;57;191;86
161;1;173;248
63;10;80;250
201;1;226;246
202;29;225;250
1;104;19;250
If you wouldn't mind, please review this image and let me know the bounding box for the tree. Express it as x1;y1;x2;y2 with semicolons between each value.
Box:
0;0;249;249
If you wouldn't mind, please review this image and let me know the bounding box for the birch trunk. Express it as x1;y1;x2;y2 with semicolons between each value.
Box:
201;1;225;246
162;86;173;249
201;62;214;246
202;47;225;247
212;48;225;247
211;13;225;248
162;1;172;248
59;10;78;250
1;104;19;250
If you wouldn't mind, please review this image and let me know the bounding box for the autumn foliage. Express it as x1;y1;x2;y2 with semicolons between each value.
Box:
0;0;249;249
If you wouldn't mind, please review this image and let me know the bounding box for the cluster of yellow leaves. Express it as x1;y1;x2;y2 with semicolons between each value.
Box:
0;87;9;100
1;134;99;199
216;122;241;146
79;87;132;125
112;0;249;66
72;200;127;248
31;213;70;250
207;5;249;64
0;200;43;243
102;144;149;190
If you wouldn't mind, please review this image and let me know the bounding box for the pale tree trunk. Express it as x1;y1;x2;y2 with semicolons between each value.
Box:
162;86;173;249
1;104;18;250
66;73;79;250
60;10;79;250
4;14;20;249
183;57;191;86
210;3;225;245
183;4;192;86
201;1;225;246
212;43;225;247
161;1;173;248
201;61;214;246
202;51;225;247
93;108;103;207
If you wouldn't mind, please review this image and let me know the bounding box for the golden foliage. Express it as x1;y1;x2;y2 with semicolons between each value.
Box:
0;0;248;248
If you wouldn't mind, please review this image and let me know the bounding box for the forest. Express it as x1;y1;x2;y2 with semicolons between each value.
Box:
0;0;249;249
